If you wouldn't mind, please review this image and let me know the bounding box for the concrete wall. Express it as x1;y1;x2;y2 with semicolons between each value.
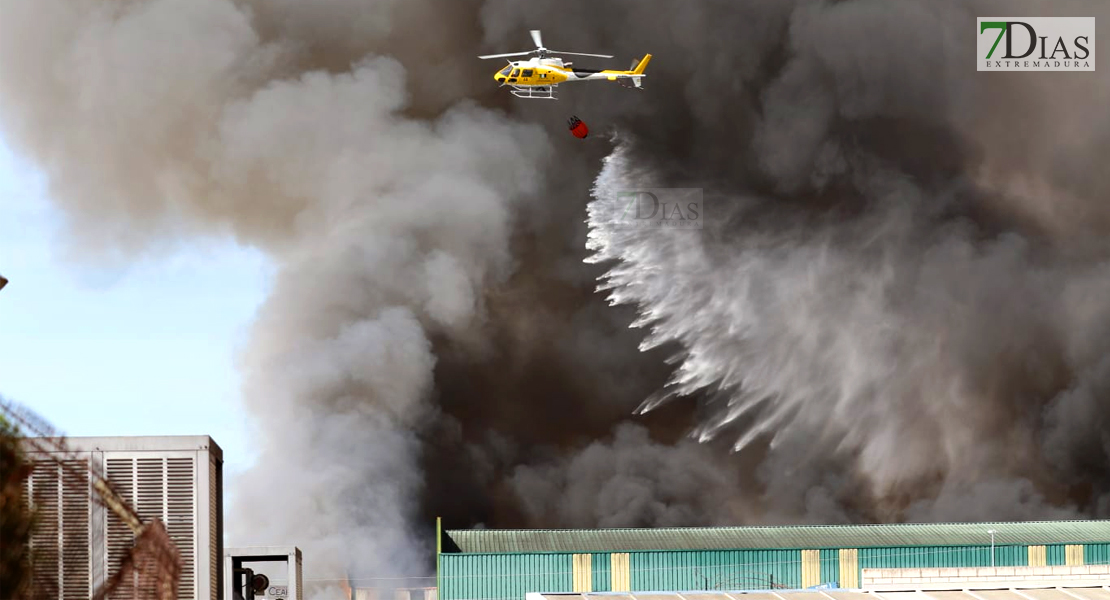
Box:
861;564;1110;590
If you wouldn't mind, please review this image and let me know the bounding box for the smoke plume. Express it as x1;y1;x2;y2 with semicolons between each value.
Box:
579;0;1110;519
5;0;1110;594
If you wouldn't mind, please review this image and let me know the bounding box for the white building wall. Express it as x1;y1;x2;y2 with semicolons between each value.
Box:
862;564;1110;590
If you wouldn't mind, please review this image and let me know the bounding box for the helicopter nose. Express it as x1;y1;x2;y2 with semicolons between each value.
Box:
494;74;504;82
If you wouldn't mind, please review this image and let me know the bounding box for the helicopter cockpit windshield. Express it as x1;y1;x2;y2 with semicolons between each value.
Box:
494;64;514;83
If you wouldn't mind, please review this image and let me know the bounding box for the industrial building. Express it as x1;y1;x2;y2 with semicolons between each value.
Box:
21;435;224;600
436;520;1110;600
529;571;1110;600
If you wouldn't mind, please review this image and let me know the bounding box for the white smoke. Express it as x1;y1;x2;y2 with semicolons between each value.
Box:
0;0;550;591
588;145;1063;493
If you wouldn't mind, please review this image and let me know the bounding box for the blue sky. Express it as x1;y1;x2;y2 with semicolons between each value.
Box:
0;135;270;477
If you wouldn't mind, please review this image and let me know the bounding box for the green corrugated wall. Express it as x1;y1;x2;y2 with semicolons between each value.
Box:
439;543;1110;600
858;544;1026;570
1046;544;1067;566
819;549;839;585
439;553;574;600
590;553;612;592
630;549;801;591
1084;543;1110;565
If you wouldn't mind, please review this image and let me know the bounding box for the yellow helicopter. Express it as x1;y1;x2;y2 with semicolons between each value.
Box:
479;30;651;99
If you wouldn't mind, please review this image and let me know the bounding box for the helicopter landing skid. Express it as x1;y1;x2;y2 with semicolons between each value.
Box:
510;85;558;99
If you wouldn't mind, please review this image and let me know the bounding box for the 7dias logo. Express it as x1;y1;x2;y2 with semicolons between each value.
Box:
615;188;703;229
978;18;1095;71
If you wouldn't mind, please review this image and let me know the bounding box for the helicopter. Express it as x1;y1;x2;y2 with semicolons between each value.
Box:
479;30;651;99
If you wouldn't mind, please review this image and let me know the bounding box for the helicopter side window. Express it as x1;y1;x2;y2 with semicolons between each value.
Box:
511;69;520;77
522;69;534;77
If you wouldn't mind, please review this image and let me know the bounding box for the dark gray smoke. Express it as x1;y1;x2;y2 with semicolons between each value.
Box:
4;0;1110;594
572;0;1110;520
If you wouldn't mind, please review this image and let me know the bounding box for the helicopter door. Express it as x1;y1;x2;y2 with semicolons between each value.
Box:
508;68;520;83
520;69;534;84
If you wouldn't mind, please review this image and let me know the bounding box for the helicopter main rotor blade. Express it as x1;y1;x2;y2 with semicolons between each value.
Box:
530;30;543;49
548;51;615;58
478;51;534;59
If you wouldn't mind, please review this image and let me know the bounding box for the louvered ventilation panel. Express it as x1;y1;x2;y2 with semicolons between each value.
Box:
106;458;136;600
296;557;304;600
23;459;91;600
27;461;60;597
61;460;92;600
209;457;219;600
166;458;196;599
105;457;196;600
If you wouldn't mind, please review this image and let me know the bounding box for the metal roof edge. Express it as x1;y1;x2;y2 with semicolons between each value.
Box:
445;519;1110;536
22;434;224;454
443;519;1110;554
437;540;1093;556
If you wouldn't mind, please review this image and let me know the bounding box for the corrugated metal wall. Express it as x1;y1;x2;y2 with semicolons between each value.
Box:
1066;544;1085;565
439;553;573;600
590;553;611;592
629;549;801;591
1047;545;1064;566
858;545;1025;570
839;549;859;588
439;543;1110;600
1084;543;1110;565
572;554;592;592
611;553;631;591
819;549;839;586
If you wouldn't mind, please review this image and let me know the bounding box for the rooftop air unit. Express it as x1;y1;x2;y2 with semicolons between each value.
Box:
21;435;224;600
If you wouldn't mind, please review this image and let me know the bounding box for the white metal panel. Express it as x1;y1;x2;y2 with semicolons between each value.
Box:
26;461;60;595
225;547;303;600
105;457;136;600
205;453;221;600
22;454;93;600
105;454;201;599
23;435;223;600
167;457;198;598
60;459;91;600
